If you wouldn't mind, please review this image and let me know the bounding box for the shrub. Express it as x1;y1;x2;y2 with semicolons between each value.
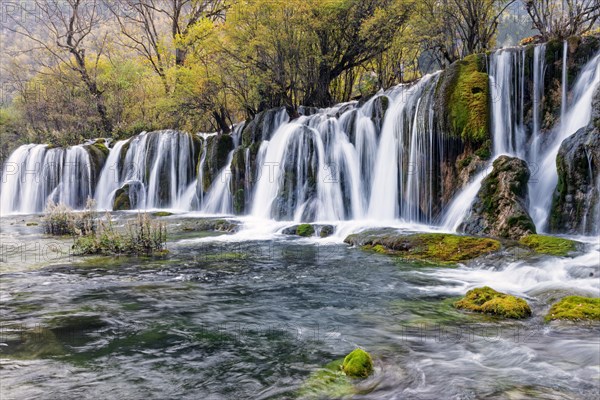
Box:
73;212;167;256
42;199;95;236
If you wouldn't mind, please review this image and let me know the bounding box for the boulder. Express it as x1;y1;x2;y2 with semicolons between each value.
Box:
459;156;536;240
341;348;373;378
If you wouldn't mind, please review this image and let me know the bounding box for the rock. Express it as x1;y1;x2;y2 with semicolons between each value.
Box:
453;287;532;319
518;234;577;256
549;84;600;235
201;134;235;192
344;230;500;264
282;223;317;237
545;296;600;321
297;224;315;237
113;185;132;211
318;225;334;238
459;156;536;240
342;348;373;378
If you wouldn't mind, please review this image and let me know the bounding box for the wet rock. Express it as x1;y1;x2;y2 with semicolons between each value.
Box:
459;155;536;240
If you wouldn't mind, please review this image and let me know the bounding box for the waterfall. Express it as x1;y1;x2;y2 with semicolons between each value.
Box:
95;140;127;210
202;151;235;214
96;130;198;210
1;144;93;214
529;53;600;230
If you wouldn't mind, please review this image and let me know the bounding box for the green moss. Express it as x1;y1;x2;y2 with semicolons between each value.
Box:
113;185;131;211
297;224;315;237
342;348;374;378
351;232;501;265
93;141;110;156
297;359;355;398
507;215;537;234
545;296;600;321
448;54;490;144
518;234;577;256
454;287;531;319
474;140;492;160
152;211;173;217
26;222;39;226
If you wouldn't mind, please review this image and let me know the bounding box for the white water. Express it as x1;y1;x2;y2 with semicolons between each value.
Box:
530;53;600;230
1;144;93;214
1;44;599;237
95;140;127;209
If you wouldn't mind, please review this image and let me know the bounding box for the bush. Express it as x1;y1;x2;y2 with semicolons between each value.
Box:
73;212;167;256
42;199;95;236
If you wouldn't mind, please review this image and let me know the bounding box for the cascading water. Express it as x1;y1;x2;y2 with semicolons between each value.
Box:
97;130;199;210
95;140;127;210
2;41;598;235
1;144;93;214
444;43;600;234
530;52;600;230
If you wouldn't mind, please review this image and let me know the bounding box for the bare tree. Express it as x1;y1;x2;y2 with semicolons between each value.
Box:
524;0;600;40
5;0;113;133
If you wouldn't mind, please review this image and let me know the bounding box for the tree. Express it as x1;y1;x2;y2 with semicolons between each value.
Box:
524;0;600;40
304;0;413;107
6;0;113;133
108;0;228;92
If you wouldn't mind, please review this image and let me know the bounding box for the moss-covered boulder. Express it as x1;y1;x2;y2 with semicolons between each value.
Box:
113;184;132;211
297;224;315;237
519;234;577;256
83;140;110;189
345;230;500;265
459;156;536;240
545;296;600;321
342;348;374;378
454;287;532;319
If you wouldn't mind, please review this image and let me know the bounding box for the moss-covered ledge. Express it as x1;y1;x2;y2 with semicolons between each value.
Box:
344;230;500;265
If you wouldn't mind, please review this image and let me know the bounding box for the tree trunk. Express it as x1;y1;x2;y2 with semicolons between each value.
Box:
305;65;333;107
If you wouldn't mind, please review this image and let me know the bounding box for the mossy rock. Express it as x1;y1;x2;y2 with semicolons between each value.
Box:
346;231;500;265
519;234;577;256
113;185;132;211
297;224;315;237
545;296;600;322
152;211;173;217
446;54;489;144
342;348;374;378
454;287;532;319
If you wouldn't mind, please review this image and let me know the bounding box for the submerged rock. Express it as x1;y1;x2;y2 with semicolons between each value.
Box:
345;230;500;264
454;287;532;319
297;359;354;398
342;348;374;378
545;296;600;321
459;156;536;240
